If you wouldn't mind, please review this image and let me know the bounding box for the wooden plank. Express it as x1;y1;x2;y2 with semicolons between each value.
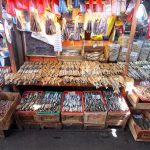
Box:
125;0;142;75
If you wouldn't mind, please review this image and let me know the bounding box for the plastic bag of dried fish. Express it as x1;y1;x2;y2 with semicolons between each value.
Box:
130;41;143;62
108;44;120;62
118;47;128;62
62;91;83;112
138;40;150;61
118;35;129;47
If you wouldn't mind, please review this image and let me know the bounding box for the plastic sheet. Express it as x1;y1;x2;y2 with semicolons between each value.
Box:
6;0;16;16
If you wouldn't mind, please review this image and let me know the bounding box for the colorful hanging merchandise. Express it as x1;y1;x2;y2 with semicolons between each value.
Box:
89;0;94;12
79;0;86;13
73;0;79;8
6;0;16;16
52;0;61;16
67;0;73;11
96;0;103;12
30;9;41;32
62;18;69;40
15;0;29;11
58;0;68;14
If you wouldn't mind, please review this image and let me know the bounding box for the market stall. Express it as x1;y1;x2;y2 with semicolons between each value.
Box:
0;0;150;141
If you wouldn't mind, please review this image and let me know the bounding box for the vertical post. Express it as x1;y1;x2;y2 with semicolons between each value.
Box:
0;0;17;72
125;0;141;75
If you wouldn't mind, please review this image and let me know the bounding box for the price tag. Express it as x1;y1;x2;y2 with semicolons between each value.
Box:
122;47;128;52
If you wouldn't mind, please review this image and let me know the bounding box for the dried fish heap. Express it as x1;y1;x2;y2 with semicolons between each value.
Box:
134;86;150;101
41;62;62;85
0;67;11;85
84;92;106;112
16;91;42;111
133;113;150;130
104;91;129;112
38;92;62;113
0;100;13;119
128;61;150;80
62;92;82;112
5;62;42;85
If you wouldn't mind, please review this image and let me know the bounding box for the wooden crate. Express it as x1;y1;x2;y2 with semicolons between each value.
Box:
128;92;150;110
84;112;107;125
84;123;105;130
129;116;150;142
106;111;131;128
61;91;84;124
0;92;20;130
15;111;38;125
40;122;62;129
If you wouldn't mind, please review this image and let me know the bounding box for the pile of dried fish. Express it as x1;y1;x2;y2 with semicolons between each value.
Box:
38;92;62;113
84;92;107;112
62;92;82;112
0;67;11;85
17;91;42;111
84;52;105;61
61;49;81;56
133;113;150;130
0;100;13;119
104;91;129;112
59;62;81;77
5;62;42;85
134;86;150;101
128;61;150;80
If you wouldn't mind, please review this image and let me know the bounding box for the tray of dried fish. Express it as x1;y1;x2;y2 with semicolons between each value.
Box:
83;91;107;125
61;91;84;124
129;112;150;141
36;92;62;123
0;67;11;86
0;92;20;130
15;91;43;124
133;86;150;102
128;61;150;80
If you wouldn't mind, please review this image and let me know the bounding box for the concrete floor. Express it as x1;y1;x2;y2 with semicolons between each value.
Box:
0;128;150;150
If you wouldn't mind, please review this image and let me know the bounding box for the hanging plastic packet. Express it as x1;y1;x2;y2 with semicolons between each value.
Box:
67;0;73;11
73;0;79;8
104;0;111;16
15;0;29;11
6;0;16;16
59;0;68;13
89;0;94;12
120;0;126;13
73;16;81;40
30;8;42;32
111;0;121;16
45;12;56;35
62;18;69;40
52;0;61;16
35;0;45;14
146;14;150;38
96;0;103;12
79;0;86;13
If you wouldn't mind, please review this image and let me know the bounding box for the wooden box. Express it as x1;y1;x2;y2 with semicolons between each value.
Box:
40;122;62;129
128;92;150;110
84;123;105;130
129;113;150;142
61;91;84;124
0;92;20;130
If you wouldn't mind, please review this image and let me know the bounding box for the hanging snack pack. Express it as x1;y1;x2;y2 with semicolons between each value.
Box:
45;13;56;35
130;41;143;62
30;9;42;32
138;40;150;61
108;44;120;62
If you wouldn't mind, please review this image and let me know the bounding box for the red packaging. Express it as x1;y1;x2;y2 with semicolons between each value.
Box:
96;0;103;12
6;0;16;16
15;0;29;11
89;0;94;12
